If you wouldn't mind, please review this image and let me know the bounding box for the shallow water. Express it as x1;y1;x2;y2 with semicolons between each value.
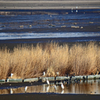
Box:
0;32;100;40
0;80;100;95
0;9;100;42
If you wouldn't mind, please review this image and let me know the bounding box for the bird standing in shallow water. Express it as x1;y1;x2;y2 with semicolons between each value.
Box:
61;82;64;90
46;78;50;85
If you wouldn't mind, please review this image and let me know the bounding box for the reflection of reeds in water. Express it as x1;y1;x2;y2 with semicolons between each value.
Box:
13;82;100;94
66;80;99;94
26;85;44;93
0;89;9;94
74;81;96;94
0;42;100;79
0;87;26;94
23;85;59;93
1;80;100;94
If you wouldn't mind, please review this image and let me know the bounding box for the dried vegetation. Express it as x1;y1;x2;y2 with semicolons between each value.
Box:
0;42;100;79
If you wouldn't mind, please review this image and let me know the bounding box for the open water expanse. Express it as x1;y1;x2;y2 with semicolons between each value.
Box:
0;9;100;44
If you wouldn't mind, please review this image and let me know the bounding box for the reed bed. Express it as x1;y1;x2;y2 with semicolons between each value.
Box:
0;42;100;79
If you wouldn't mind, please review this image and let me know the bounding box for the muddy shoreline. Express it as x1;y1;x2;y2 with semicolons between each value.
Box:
0;25;100;33
0;93;100;100
0;36;100;50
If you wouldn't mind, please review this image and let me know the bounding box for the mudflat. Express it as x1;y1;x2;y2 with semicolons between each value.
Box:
0;93;100;100
0;37;100;50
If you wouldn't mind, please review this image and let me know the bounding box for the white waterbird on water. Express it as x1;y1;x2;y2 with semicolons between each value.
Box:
46;78;50;85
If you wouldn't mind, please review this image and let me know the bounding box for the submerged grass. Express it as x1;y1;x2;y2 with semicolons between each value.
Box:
0;42;100;79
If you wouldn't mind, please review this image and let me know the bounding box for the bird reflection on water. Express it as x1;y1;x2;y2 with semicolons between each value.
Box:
25;86;28;93
10;88;13;94
0;80;100;94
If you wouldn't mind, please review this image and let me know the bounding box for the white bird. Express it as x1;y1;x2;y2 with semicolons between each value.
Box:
61;82;64;90
25;86;28;92
46;79;50;85
43;72;45;76
11;73;13;78
56;72;59;76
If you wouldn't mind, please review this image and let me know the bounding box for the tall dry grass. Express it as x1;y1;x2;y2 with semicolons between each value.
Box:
0;42;100;79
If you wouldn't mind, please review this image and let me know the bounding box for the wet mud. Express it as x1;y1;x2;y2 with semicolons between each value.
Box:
0;93;100;100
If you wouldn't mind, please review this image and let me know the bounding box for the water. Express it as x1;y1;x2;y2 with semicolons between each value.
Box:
0;9;100;43
0;32;100;40
0;80;100;95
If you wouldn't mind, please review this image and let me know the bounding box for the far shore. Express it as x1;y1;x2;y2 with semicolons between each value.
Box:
0;0;100;10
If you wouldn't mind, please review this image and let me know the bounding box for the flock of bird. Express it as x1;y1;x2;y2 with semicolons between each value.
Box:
9;72;68;94
9;72;94;94
9;72;65;94
8;69;98;94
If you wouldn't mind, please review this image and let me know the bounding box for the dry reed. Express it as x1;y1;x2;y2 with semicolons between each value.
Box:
0;42;100;79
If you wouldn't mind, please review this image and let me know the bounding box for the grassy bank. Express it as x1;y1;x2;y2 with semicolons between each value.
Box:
0;42;100;79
